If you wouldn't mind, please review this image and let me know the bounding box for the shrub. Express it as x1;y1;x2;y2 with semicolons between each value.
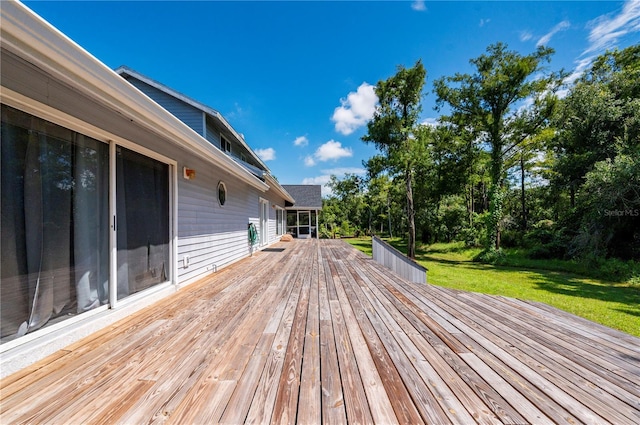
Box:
459;212;488;248
500;229;522;248
474;247;506;264
523;220;570;260
524;221;556;247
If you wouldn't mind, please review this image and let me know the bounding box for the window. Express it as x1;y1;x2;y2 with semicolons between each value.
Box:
1;104;174;343
221;136;231;153
259;199;269;246
218;181;227;206
276;207;285;235
2;105;109;340
299;211;310;226
287;211;297;237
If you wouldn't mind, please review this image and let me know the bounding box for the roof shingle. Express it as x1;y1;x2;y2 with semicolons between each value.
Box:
282;185;322;209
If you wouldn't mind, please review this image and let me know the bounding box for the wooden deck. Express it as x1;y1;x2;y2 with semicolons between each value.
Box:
1;239;639;424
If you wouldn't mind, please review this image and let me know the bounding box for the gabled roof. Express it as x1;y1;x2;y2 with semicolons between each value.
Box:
114;65;270;173
282;185;323;209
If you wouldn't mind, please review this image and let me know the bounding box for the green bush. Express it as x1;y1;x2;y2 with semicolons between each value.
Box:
523;220;569;259
584;256;640;282
524;221;556;246
500;229;522;248
340;221;353;237
459;212;488;248
474;247;506;264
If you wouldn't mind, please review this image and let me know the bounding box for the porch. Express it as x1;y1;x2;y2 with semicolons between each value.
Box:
1;239;639;424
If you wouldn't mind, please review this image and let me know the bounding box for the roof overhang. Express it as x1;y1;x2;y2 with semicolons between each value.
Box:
285;206;322;210
0;1;269;193
264;174;295;204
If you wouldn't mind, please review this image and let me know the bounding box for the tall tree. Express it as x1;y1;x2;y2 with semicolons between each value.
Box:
552;45;640;259
326;173;366;233
434;43;562;251
553;45;640;208
363;60;426;258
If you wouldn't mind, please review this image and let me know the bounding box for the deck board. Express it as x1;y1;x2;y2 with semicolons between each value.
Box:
2;239;639;424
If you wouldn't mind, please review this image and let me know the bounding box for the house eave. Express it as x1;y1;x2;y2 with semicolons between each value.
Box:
0;1;269;193
285;206;322;210
264;174;295;204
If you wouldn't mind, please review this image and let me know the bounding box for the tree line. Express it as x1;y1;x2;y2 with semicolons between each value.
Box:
320;43;640;262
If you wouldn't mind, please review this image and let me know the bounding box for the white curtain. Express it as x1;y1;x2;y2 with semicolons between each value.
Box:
1;106;108;340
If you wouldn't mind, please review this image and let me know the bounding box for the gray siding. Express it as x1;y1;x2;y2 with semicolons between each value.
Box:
205;119;221;146
122;76;205;136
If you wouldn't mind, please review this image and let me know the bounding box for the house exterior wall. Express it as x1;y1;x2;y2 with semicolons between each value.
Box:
0;43;286;376
176;166;286;285
205;118;221;145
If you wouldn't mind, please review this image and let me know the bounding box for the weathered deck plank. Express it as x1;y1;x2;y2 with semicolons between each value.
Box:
2;238;639;424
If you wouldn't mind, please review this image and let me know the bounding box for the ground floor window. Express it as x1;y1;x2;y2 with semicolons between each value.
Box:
276;207;285;235
259;199;269;246
1;105;109;341
286;209;318;238
1;104;172;343
287;211;298;237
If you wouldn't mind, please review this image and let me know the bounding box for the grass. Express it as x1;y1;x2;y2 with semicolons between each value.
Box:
344;237;640;337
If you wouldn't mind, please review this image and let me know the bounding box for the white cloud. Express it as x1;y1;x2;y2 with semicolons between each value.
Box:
332;83;378;135
314;140;353;162
293;136;308;147
566;1;640;87
565;56;593;87
420;117;440;127
255;147;276;161
321;167;366;176
537;20;570;46
302;175;331;186
411;1;426;12
302;168;366;197
302;175;333;196
519;30;533;42
226;102;248;121
304;155;316;167
479;18;490;27
584;0;640;56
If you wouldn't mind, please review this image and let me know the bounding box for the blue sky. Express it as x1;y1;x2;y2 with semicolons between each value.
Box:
23;1;640;195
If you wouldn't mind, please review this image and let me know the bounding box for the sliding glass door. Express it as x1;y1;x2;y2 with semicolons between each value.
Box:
1;104;173;343
1;105;110;340
115;146;170;299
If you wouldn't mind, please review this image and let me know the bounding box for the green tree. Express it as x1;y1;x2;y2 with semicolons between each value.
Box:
325;174;366;235
553;45;640;208
319;200;340;239
574;152;640;260
434;43;562;251
364;173;400;237
505;127;555;232
363;60;427;258
551;45;640;259
552;82;623;206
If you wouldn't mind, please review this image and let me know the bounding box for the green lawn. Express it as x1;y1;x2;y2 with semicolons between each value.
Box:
344;237;640;337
